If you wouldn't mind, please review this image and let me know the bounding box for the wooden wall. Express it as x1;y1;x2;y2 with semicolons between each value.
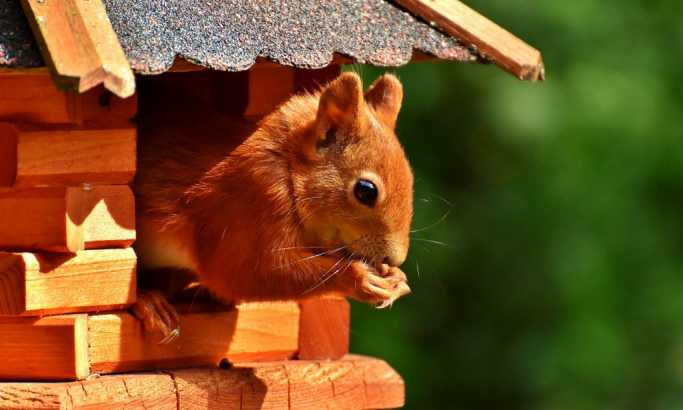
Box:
0;66;350;382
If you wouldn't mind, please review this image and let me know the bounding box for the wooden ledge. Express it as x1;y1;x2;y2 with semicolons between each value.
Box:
21;0;135;97
0;355;403;409
395;0;545;81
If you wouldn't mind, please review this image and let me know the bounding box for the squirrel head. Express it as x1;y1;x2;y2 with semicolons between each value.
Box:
284;72;413;267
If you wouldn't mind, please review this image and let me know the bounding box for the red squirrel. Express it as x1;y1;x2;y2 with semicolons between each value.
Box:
133;72;413;340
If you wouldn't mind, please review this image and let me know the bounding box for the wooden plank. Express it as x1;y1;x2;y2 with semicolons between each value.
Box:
79;86;138;126
0;356;403;409
0;187;83;252
88;302;300;374
80;185;136;249
0;249;136;316
0;314;89;381
0;72;78;124
20;0;135;97
297;296;350;360
0;123;136;188
0;73;137;126
0;185;134;252
395;0;545;81
243;65;296;119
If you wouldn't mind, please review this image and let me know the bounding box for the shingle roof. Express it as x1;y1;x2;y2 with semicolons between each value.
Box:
0;0;477;73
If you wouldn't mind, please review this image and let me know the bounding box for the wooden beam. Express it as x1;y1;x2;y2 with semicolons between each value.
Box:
0;72;137;126
0;123;136;188
394;0;545;81
80;185;136;249
20;0;136;97
0;249;136;316
0;187;83;252
0;356;404;409
0;314;89;381
0;72;78;124
0;186;135;252
88;302;300;374
297;296;350;360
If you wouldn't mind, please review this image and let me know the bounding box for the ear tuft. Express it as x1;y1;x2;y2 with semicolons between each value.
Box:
317;72;364;127
365;74;403;129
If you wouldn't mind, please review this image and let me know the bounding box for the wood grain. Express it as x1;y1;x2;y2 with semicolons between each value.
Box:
0;72;78;124
20;0;135;97
0;72;137;126
0;186;135;252
395;0;545;81
0;314;89;381
0;356;403;409
79;185;136;249
298;296;350;360
88;302;300;374
0;249;136;316
0;187;83;252
11;125;137;188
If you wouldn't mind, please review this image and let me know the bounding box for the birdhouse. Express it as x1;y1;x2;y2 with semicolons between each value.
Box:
0;0;542;408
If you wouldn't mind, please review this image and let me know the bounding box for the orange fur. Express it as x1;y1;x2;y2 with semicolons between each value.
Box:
135;73;413;303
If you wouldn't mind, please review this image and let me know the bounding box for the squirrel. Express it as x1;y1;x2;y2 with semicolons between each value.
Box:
133;72;413;341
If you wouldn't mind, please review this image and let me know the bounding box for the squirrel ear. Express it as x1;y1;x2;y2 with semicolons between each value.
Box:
317;72;364;128
364;74;403;129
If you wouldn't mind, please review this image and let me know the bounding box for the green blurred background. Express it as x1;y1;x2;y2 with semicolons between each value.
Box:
349;1;683;409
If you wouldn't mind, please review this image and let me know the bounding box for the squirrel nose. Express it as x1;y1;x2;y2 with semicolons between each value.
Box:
384;247;407;267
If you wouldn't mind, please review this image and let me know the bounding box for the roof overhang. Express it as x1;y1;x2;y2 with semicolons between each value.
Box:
1;0;544;98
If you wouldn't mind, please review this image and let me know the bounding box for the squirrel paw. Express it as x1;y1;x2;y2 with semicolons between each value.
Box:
131;290;181;344
349;262;411;308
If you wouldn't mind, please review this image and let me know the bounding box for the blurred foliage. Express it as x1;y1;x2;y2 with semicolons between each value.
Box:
348;0;683;408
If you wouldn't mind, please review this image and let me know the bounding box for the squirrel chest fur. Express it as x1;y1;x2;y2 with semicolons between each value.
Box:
134;73;413;335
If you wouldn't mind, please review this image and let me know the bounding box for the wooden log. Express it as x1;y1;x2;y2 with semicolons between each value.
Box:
0;356;403;409
395;0;545;81
0;314;89;381
0;187;83;252
0;72;78;124
0;248;136;316
20;0;135;97
297;296;350;360
88;302;301;374
0;123;137;188
243;65;296;119
0;72;137;126
0;186;135;252
80;185;136;249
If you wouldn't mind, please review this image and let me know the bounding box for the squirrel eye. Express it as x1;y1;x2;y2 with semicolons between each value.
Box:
354;179;378;207
317;127;336;150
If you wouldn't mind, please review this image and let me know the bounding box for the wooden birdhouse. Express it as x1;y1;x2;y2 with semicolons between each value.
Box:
0;0;542;408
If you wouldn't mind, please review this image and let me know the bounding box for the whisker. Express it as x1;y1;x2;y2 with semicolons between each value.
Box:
302;254;351;295
417;244;432;254
411;237;448;247
297;245;347;262
428;193;454;208
411;208;452;233
415;258;421;278
272;245;331;252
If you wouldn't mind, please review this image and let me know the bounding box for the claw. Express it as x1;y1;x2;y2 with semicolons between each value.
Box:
131;290;181;344
158;327;181;345
350;261;411;307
